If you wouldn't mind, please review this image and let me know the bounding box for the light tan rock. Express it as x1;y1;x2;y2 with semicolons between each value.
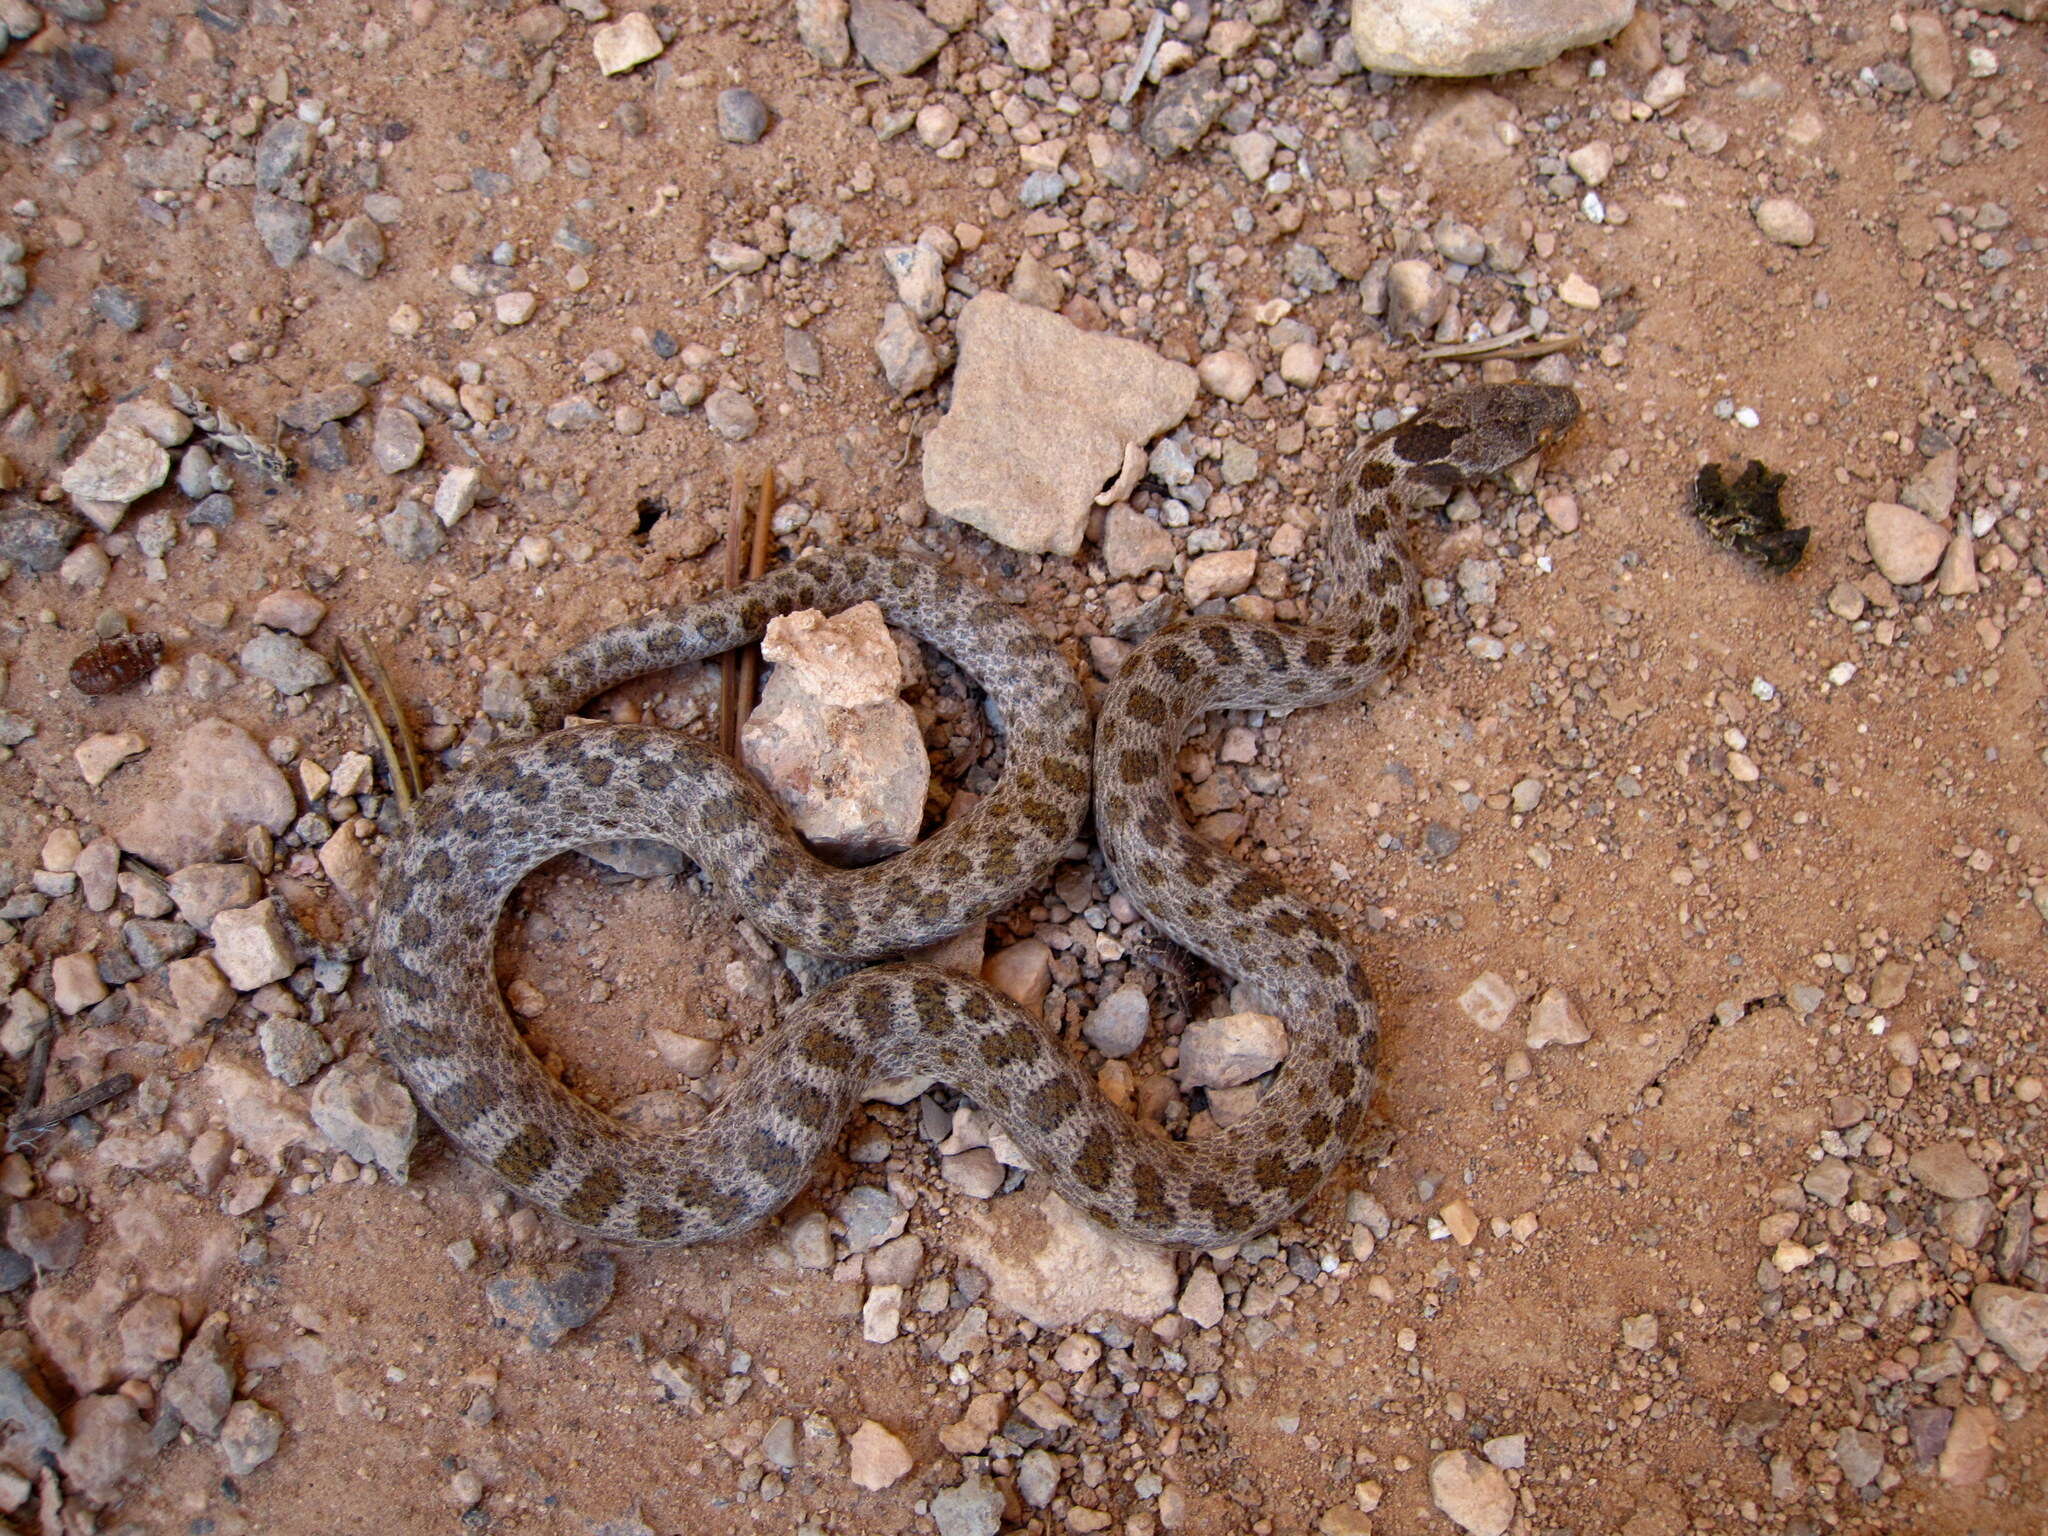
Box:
924;293;1196;556
1429;1449;1514;1536
1905;12;1955;100
984;938;1052;1010
114;718;296;871
1972;1283;2048;1373
847;1420;913;1490
75;731;146;787
210;902;297;991
1458;971;1517;1031
1177;1012;1286;1089
1527;986;1591;1047
1864;502;1947;586
61;425;170;521
1935;525;1979;596
1939;1404;1999;1484
1102;505;1175;579
948;1186;1178;1326
1184;549;1257;606
592;12;664;74
1352;0;1635;77
740;603;929;862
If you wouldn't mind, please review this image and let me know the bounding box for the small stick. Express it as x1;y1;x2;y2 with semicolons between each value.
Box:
719;471;747;756
362;640;423;812
1420;329;1581;363
8;1073;137;1151
733;467;776;734
338;640;419;817
17;1028;53;1121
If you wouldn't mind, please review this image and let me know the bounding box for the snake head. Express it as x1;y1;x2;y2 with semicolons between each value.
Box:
1395;384;1582;485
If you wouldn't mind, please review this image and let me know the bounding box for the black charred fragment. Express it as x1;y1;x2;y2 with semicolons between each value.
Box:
1690;460;1809;572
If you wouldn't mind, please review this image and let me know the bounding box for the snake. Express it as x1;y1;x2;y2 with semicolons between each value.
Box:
370;382;1581;1248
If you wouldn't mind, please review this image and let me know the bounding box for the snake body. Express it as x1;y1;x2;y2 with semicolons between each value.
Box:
371;383;1580;1247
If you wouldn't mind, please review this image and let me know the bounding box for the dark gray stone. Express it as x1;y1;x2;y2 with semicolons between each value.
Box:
484;1252;616;1347
124;918;200;972
0;75;56;146
716;88;770;145
90;285;145;332
251;191;313;268
254;116;313;192
0;1366;64;1456
0;1249;33;1292
849;0;946;75
188;493;237;527
306;420;350;472
0;500;88;572
281;384;368;434
1142;63;1228;156
379;500;443;561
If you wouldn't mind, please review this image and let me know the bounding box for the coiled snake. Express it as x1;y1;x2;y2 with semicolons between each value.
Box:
371;382;1580;1247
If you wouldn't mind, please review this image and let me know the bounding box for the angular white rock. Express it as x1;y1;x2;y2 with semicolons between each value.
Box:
924;293;1196;556
741;603;929;863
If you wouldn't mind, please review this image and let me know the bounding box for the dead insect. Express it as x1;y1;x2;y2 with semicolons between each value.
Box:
69;632;164;696
1690;460;1809;572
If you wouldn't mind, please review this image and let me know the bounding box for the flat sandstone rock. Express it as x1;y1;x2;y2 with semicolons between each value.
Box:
922;293;1196;557
1350;0;1635;77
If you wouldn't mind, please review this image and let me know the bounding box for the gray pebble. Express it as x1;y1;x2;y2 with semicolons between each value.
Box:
177;444;216;499
188;493;236;527
251;192;313;268
379;499;443;561
484;1251;616;1347
255;116;313;192
703;387;758;441
1017;170;1067;208
929;1472;1005;1536
0;1367;62;1453
217;1401;284;1476
716;88;770;145
0;75;56;147
259;1016;334;1087
123;918;198;972
785;203;844;262
371;406;425;473
305;421;350;472
1083;983;1150;1058
317;214;385;279
0;502;88;572
849;0;947;75
835;1184;907;1251
90;285;145;332
239;631;334;695
1142;63;1228;156
281;384;368;434
1386;259;1447;337
782;327;823;377
1433;220;1487;267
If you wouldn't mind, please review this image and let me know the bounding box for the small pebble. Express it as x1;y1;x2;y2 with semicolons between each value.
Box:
716;88;769;145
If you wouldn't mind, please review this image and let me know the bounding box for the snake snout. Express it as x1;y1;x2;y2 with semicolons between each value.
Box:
1496;382;1584;454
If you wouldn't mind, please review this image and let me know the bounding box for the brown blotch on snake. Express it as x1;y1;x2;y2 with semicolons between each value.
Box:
372;384;1578;1248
